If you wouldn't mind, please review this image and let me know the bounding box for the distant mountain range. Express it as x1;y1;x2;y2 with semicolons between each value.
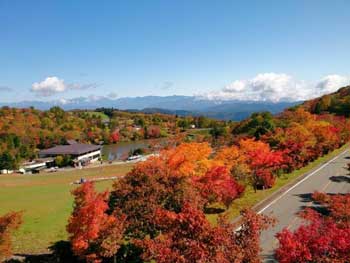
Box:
0;96;300;121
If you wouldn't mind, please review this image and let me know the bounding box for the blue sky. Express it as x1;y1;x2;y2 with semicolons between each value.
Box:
1;0;350;102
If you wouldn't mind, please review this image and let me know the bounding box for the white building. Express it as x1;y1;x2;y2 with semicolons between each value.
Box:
39;141;101;166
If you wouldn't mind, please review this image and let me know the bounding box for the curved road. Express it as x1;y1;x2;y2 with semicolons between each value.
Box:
259;149;350;262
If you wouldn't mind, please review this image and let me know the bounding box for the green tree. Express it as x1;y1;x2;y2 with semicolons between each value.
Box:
55;156;64;167
177;119;190;130
134;117;145;127
233;112;275;139
209;123;227;139
0;151;18;170
196;116;210;128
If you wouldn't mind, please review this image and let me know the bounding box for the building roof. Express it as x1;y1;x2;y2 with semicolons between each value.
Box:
39;144;101;156
67;139;78;145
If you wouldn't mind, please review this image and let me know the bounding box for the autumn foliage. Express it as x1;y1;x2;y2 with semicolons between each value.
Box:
0;211;23;261
138;204;274;263
241;139;284;189
163;142;212;176
109;158;205;239
63;98;350;262
0;106;214;169
67;182;126;263
213;138;284;189
109;130;120;143
264;108;347;172
192;166;244;207
275;192;350;263
70;149;276;262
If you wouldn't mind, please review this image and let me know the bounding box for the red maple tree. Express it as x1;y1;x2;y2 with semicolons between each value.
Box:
138;203;274;263
109;158;204;240
246;145;284;190
192;166;245;207
67;182;126;263
110;130;120;143
276;192;350;263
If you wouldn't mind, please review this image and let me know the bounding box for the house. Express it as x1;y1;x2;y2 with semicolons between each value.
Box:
20;158;55;174
39;142;102;166
0;169;14;174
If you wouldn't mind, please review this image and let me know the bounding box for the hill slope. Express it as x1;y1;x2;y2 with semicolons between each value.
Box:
302;86;350;116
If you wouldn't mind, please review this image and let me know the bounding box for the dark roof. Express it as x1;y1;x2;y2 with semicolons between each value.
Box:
39;144;101;156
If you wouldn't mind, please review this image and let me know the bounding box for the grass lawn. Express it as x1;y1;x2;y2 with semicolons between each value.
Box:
85;111;109;121
189;128;211;135
0;163;133;254
207;143;349;224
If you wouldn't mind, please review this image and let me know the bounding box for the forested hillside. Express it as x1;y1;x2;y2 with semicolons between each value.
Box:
303;85;350;116
0;106;220;169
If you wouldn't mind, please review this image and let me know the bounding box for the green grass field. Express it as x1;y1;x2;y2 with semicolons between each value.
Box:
85;111;110;120
0;164;133;254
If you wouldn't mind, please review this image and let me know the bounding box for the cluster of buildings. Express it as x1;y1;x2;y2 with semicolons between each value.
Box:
19;140;102;174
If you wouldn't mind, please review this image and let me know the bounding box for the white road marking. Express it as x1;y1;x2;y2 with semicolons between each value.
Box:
257;149;348;214
320;181;332;192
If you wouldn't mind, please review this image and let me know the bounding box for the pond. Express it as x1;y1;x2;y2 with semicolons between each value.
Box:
102;138;166;160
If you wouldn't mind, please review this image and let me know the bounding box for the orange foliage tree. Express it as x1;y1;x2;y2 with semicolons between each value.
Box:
306;120;341;155
162;142;212;176
214;144;245;171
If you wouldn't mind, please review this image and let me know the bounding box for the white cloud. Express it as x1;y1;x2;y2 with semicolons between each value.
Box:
314;75;350;96
32;77;66;96
200;73;350;102
31;76;97;97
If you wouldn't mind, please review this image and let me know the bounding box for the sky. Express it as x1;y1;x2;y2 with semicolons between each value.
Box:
1;0;350;103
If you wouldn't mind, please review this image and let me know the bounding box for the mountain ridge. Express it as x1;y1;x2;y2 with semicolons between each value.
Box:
0;95;300;121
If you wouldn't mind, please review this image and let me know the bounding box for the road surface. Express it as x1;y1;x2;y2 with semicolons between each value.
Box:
259;149;350;262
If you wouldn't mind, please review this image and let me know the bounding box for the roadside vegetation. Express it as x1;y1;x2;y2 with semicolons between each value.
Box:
276;191;350;262
211;143;349;223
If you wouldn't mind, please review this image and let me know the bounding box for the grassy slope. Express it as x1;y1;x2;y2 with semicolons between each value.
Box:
85;111;109;120
207;143;349;224
0;164;133;254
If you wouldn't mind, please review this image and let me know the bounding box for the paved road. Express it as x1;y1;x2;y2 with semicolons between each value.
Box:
259;149;350;262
